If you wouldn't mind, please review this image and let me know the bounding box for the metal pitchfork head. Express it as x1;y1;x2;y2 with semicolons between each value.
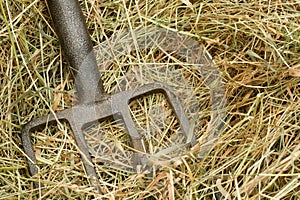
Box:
21;0;196;193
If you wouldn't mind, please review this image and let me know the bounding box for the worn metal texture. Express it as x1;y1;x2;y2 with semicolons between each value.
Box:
21;0;195;194
47;0;104;104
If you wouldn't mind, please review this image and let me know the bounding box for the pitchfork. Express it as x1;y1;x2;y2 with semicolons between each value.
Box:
21;0;195;193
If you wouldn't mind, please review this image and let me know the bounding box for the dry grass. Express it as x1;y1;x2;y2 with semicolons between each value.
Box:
1;0;300;199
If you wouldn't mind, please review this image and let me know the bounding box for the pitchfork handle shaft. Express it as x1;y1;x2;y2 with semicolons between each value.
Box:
47;0;104;103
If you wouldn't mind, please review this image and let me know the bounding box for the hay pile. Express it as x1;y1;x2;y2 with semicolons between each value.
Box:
0;0;299;199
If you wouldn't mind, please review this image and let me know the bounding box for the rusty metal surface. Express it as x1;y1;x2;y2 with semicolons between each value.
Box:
21;0;195;193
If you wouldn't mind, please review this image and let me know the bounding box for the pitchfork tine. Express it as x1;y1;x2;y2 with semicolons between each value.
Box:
21;112;66;188
68;121;102;193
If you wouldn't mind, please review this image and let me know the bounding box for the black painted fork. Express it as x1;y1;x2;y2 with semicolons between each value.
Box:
22;0;195;193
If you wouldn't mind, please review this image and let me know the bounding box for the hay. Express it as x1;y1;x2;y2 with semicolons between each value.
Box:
0;0;299;199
